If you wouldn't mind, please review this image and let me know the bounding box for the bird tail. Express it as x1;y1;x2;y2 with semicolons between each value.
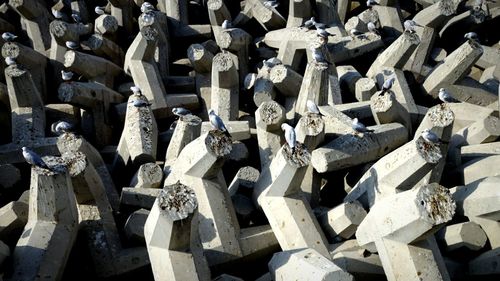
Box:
291;147;296;155
367;129;375;133
224;130;232;138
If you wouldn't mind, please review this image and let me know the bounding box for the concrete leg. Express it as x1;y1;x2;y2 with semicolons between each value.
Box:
256;101;285;170
211;52;239;121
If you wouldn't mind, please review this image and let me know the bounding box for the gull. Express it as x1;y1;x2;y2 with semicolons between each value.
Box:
464;32;479;43
311;47;331;64
404;20;421;33
316;27;333;39
95;6;106;15
367;0;378;8
281;123;296;154
266;57;282;66
65;41;79;50
302;17;316;29
61;70;74;81
263;0;279;8
367;22;379;34
222;19;232;29
52;121;73;135
141;2;155;13
438;88;459;103
421;129;439;144
352;118;374;133
130;85;143;96
209;109;232;137
172;107;191;117
381;77;395;94
22;147;49;169
306;100;322;115
130;99;152;107
5;56;16;66
71;13;82;23
2;32;17;42
244;73;257;90
141;12;155;26
52;8;64;19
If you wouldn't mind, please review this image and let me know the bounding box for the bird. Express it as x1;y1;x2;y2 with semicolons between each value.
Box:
266;57;282;66
352;118;374;133
2;32;17;42
130;85;142;95
172;107;191;117
381;77;396;93
366;0;378;8
438;88;459;103
222;19;232;29
421;129;440;144
71;13;82;23
5;57;16;66
263;0;279;8
22;147;49;169
52;121;73;135
306;100;322;115
281;123;296;154
244;73;257;90
141;12;155;26
464;32;479;43
302;17;316;29
130;99;152;107
95;6;106;15
209;109;232;137
367;22;379;34
65;41;79;50
141;2;155;13
61;70;74;81
404;20;420;33
316;27;333;39
311;47;331;64
52;8;64;19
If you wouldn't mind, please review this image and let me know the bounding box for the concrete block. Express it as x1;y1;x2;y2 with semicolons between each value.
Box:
439;222;487;251
319;201;367;240
130;163;163;189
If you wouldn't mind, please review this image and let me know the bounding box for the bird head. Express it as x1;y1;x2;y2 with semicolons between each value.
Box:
422;129;430;134
439;88;445;93
130;85;141;94
21;147;27;152
353;118;359;124
172;108;178;114
281;124;290;131
209;109;215;115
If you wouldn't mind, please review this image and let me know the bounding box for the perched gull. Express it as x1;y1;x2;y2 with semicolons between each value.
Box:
130;99;152;107
141;12;155;26
52;8;64;19
438;88;459;103
65;41;79;50
2;32;17;42
265;57;282;67
130;85;142;95
464;32;479;43
209;109;232;137
381;77;396;93
302;17;316;29
421;129;439;144
306;100;322;115
263;0;279;8
52;121;73;135
222;19;232;29
281;123;296;154
352;118;374;133
172;107;191;117
5;56;16;66
367;22;379;34
61;70;74;81
95;6;106;15
316;28;333;39
366;0;378;8
404;20;420;33
22;147;49;169
311;47;331;64
244;73;257;90
141;2;155;13
71;13;82;23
